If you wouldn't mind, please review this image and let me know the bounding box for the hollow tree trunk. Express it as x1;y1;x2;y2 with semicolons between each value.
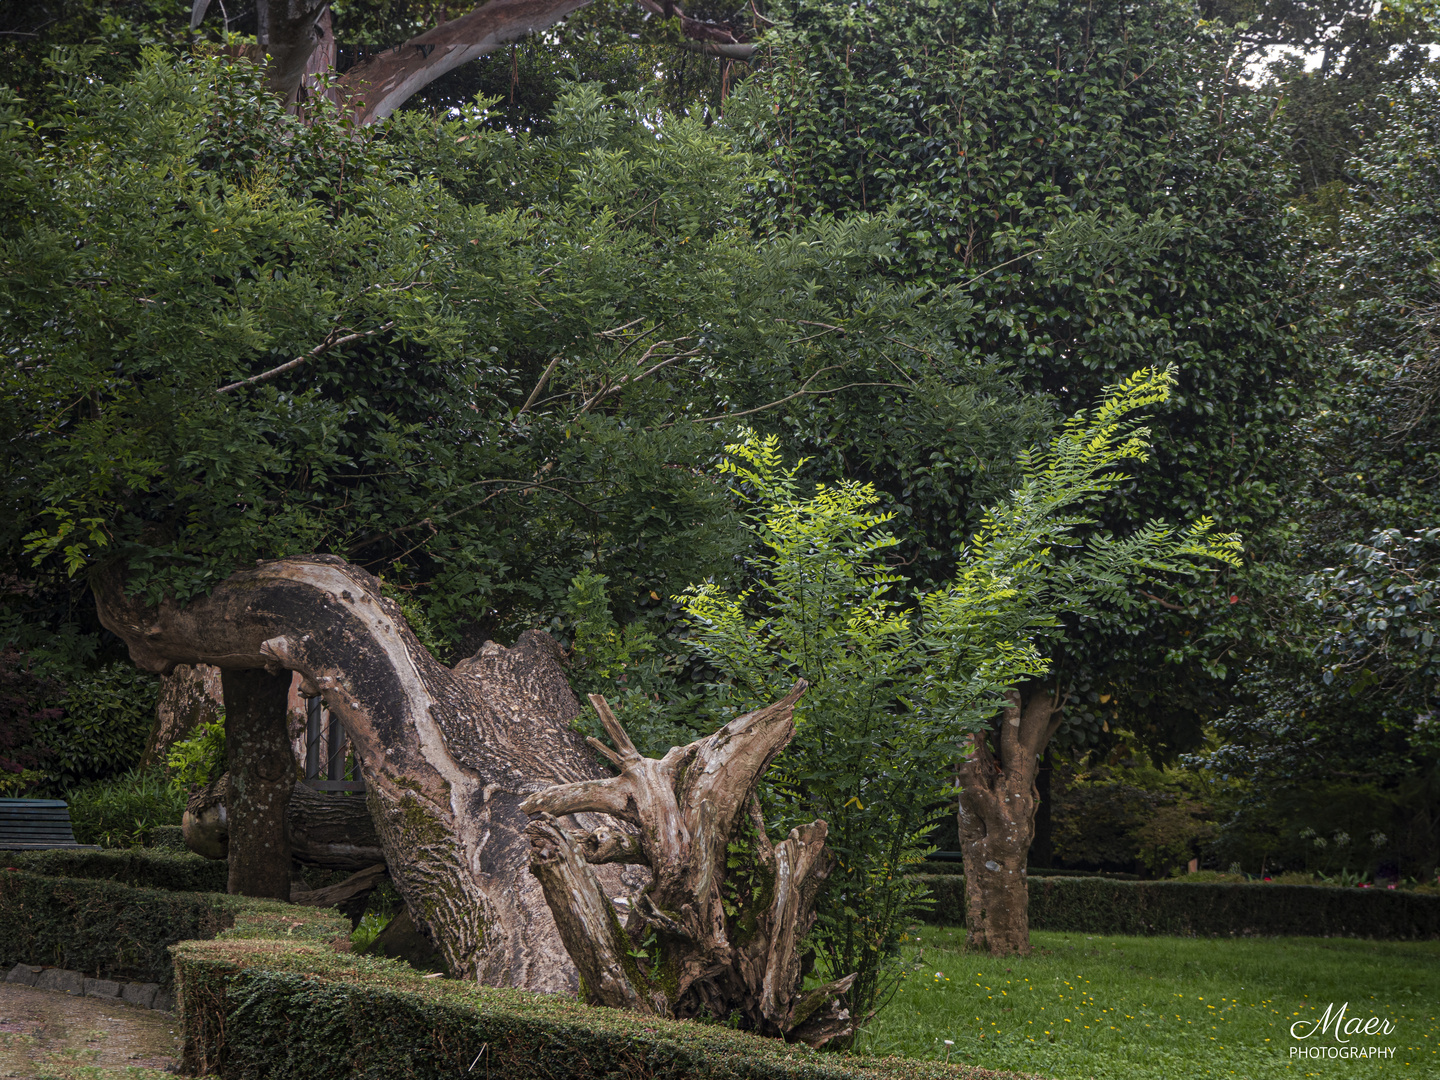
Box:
520;689;856;1047
93;554;640;990
221;667;295;899
956;683;1066;956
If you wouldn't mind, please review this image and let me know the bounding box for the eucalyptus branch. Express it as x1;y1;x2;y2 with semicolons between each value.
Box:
578;341;701;415
517;357;561;415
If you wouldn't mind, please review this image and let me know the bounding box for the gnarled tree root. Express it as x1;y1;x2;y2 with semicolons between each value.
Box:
521;684;855;1047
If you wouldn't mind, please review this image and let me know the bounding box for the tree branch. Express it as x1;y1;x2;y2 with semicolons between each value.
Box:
217;322;394;394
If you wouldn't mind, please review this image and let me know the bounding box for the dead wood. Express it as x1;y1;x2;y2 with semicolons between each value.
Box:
291;861;388;907
95;553;642;991
183;776;388;871
520;683;856;1046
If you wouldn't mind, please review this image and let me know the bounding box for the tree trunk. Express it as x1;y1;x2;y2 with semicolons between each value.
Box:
519;690;856;1046
221;667;295;899
333;0;595;124
287;783;387;869
955;683;1066;956
183;775;388;870
142;662;223;768
93;554;640;991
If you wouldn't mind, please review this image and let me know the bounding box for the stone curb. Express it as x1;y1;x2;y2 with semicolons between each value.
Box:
4;963;173;1012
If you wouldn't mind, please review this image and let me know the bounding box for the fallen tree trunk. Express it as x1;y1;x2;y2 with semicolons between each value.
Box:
183;775;388;871
95;554;642;991
520;689;856;1046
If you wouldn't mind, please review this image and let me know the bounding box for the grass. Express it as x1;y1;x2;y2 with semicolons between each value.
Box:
857;927;1440;1079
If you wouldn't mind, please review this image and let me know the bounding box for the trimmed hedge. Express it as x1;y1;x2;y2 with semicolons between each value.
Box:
915;874;1440;939
3;846;228;892
0;868;307;987
174;931;1027;1080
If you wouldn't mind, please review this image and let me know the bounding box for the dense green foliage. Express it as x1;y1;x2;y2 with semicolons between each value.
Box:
0;46;995;660
65;765;186;847
669;370;1238;1023
0;645;158;796
1207;0;1440;193
165;721;228;796
725;0;1313;761
1191;78;1440;880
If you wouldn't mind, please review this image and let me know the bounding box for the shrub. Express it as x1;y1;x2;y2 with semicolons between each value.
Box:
173;932;1022;1080
4;846;227;892
165;720;226;796
0;870;239;986
30;662;159;791
913;874;1440;939
65;765;185;847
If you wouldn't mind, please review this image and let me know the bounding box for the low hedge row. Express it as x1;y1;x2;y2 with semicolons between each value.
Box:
174;931;1024;1080
915;874;1440;938
4;846;228;892
0;868;307;987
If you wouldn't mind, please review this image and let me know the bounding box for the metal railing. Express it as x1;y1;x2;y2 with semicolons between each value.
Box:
302;696;365;792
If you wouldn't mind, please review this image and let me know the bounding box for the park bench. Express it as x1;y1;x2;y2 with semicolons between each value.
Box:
0;798;97;850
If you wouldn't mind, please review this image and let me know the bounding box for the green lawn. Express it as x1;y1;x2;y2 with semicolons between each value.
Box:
856;928;1440;1080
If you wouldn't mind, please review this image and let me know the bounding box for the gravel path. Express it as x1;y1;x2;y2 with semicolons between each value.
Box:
0;983;177;1079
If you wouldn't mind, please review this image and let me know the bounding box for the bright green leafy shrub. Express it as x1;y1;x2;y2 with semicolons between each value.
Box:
166;720;227;796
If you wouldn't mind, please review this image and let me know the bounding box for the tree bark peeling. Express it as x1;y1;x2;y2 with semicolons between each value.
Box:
94;554;637;991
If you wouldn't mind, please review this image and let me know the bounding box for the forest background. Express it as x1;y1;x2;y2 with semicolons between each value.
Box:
0;0;1437;912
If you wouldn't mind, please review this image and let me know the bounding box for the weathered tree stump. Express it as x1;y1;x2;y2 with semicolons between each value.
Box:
520;686;856;1047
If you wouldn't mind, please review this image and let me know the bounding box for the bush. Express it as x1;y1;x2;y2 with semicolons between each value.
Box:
165;720;226;796
65;765;185;847
4;846;227;892
0;647;63;794
0;651;161;795
0;870;241;986
31;662;159;791
913;875;1440;939
173;934;1023;1080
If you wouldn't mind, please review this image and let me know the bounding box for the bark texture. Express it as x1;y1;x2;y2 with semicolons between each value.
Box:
222;667;295;899
94;554;639;990
143;663;223;767
193;0;757;125
955;683;1066;956
183;776;387;870
333;0;594;124
520;688;855;1046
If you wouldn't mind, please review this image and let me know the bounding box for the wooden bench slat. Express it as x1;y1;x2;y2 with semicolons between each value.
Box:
0;798;97;851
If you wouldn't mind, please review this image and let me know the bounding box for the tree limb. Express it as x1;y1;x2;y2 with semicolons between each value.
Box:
216;322;394;394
